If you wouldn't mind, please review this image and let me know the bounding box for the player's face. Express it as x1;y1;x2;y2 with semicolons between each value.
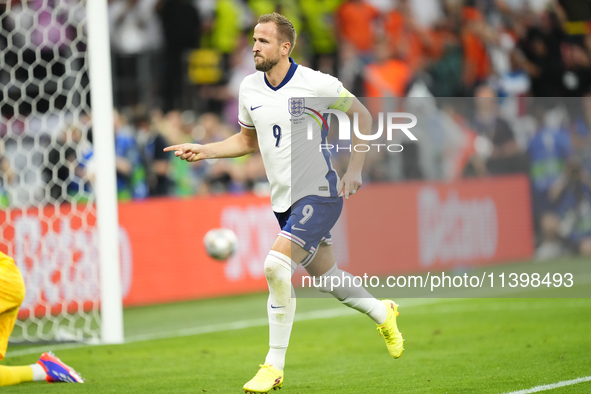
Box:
252;22;282;72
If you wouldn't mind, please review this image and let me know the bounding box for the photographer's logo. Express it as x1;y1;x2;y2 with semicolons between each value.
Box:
305;109;418;152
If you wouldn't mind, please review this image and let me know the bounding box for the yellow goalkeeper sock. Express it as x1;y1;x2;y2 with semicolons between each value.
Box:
0;365;34;386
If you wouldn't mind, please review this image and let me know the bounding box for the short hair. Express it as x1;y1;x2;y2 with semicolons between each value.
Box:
257;12;297;55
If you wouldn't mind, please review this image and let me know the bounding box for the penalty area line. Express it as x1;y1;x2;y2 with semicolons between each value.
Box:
502;376;591;394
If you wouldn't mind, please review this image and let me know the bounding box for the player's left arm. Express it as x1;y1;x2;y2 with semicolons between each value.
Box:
339;98;372;199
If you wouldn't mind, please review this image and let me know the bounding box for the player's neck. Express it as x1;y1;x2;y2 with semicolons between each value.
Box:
265;57;292;88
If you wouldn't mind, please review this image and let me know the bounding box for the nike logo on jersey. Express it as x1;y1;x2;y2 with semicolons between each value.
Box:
291;224;306;231
270;305;285;309
250;105;263;111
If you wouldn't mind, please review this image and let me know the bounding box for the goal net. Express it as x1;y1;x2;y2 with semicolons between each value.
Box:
1;0;115;345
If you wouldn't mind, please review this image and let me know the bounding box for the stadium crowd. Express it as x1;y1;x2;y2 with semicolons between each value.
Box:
1;0;591;257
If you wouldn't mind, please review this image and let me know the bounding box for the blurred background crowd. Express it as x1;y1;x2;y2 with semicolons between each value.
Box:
1;0;591;258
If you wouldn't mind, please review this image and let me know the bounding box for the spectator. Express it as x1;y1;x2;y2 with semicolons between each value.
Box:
336;0;380;61
69;125;95;203
498;50;531;98
426;17;464;97
384;0;434;71
363;39;412;98
486;21;517;80
223;36;257;126
561;42;591;97
300;0;341;75
528;102;572;258
248;1;302;41
4;0;591;222
409;0;444;29
42;125;93;203
161;110;204;196
337;41;365;97
548;157;591;256
134;111;172;197
213;0;250;72
204;125;248;194
570;95;591;176
42;127;79;203
109;0;163;108
3;0;84;114
405;94;470;182
244;151;270;196
114;110;149;201
462;6;492;90
517;11;565;97
469;84;528;175
497;0;553;17
156;0;200;112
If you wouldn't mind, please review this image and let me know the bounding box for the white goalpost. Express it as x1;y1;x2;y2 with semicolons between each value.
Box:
0;0;123;345
87;0;124;345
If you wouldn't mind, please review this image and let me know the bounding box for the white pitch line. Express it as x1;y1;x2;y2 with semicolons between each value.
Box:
501;376;591;394
7;342;95;358
6;298;445;358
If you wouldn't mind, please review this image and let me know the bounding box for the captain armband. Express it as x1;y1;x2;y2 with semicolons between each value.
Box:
328;88;355;112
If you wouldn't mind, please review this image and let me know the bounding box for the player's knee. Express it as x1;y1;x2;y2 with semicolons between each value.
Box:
264;251;294;281
264;260;280;280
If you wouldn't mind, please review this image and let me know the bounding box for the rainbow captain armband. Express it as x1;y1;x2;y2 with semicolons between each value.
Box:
328;87;354;112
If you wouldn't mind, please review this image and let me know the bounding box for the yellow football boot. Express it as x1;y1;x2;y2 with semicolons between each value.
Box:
243;364;283;393
377;300;404;358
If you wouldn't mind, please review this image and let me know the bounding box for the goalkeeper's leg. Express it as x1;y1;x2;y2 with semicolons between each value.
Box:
0;253;83;386
0;253;38;386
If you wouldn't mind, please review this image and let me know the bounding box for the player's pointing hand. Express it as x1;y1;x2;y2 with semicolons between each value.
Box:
163;143;206;162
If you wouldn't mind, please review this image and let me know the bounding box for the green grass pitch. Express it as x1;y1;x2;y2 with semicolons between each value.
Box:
2;281;591;393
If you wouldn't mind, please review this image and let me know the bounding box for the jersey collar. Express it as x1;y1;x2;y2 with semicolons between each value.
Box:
264;57;298;91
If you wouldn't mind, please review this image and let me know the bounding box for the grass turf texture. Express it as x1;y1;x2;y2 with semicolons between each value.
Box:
2;294;590;392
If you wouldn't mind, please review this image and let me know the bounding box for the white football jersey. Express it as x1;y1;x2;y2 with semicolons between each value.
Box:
238;59;353;213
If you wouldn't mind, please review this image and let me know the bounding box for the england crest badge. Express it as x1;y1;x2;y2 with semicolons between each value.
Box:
288;98;305;117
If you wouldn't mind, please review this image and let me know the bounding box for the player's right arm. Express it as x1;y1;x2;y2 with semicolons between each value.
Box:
163;126;259;162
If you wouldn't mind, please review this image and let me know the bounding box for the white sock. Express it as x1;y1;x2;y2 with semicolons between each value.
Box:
314;264;388;324
263;251;296;371
31;363;47;382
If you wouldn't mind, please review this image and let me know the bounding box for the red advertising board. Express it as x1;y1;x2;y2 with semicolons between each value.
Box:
343;175;534;277
2;175;534;311
118;195;274;305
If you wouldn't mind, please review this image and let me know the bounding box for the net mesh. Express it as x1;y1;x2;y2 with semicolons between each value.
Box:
1;0;101;344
